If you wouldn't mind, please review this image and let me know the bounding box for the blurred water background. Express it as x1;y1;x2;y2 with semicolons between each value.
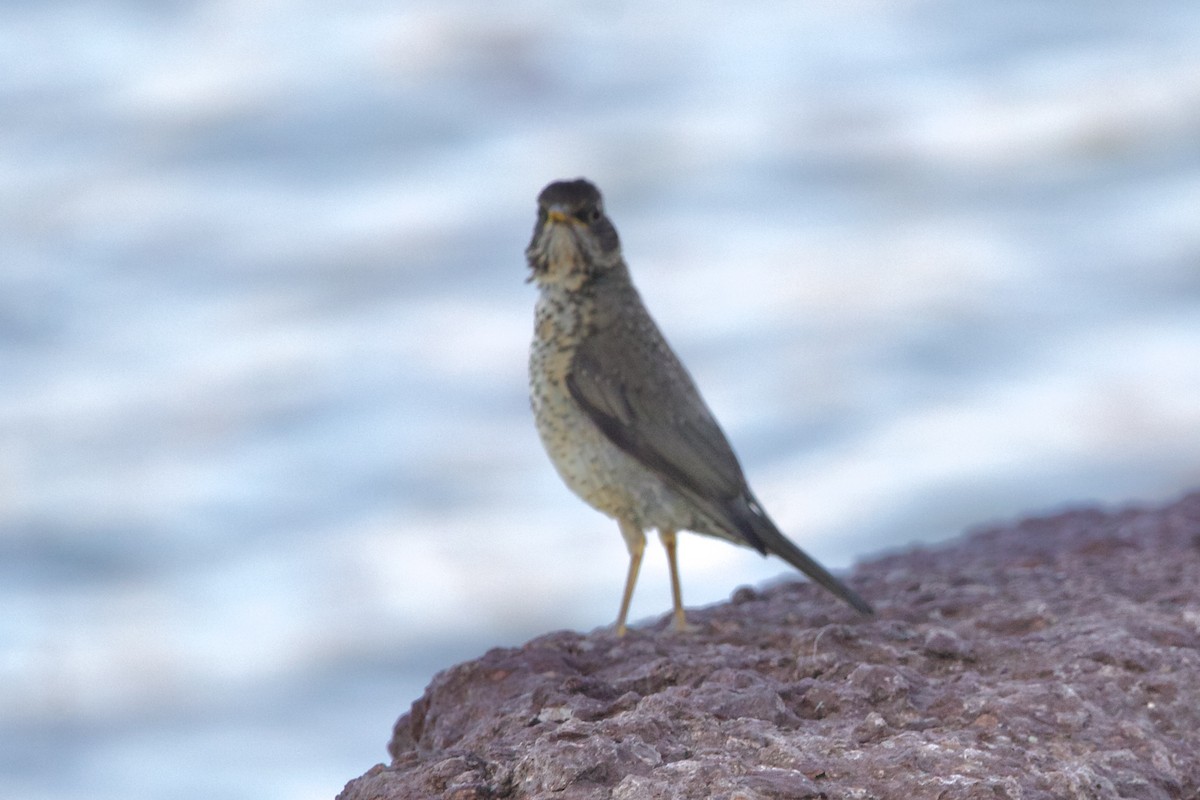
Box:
3;2;1200;798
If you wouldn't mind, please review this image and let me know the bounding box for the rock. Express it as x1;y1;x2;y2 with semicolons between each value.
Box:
338;492;1200;799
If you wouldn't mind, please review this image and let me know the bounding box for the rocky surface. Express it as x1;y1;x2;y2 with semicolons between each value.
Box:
339;493;1200;799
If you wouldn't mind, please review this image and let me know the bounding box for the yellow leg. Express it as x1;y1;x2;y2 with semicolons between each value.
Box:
615;519;646;636
659;529;689;632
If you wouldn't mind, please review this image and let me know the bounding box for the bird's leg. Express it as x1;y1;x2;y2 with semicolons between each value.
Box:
615;519;646;636
659;528;689;632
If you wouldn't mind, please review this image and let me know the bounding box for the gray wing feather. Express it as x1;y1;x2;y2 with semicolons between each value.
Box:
567;344;747;506
564;277;756;532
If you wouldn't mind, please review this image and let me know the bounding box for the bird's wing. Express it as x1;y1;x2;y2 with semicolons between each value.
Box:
565;300;750;517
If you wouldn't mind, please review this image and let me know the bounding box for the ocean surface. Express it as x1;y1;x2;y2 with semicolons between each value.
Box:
4;2;1200;799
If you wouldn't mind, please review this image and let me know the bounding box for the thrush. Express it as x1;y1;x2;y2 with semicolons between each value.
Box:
526;178;872;635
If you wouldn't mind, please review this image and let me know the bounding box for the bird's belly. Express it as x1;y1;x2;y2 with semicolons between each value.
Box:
531;359;698;533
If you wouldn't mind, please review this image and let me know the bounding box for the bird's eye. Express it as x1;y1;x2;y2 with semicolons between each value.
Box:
577;206;602;224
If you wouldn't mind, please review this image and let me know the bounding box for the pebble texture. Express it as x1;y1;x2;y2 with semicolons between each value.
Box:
339;492;1200;799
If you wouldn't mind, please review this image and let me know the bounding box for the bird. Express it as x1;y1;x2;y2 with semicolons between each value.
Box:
525;178;872;635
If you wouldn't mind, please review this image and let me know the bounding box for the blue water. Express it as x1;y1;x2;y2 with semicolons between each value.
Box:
4;2;1200;798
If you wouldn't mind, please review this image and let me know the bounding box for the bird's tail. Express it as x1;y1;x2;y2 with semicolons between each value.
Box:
731;495;874;616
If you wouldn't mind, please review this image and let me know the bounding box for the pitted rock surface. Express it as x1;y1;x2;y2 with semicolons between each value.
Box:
339;493;1200;799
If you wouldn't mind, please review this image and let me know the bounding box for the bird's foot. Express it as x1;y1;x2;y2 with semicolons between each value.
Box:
667;610;700;634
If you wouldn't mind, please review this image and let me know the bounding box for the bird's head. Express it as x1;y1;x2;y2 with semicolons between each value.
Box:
525;178;623;290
